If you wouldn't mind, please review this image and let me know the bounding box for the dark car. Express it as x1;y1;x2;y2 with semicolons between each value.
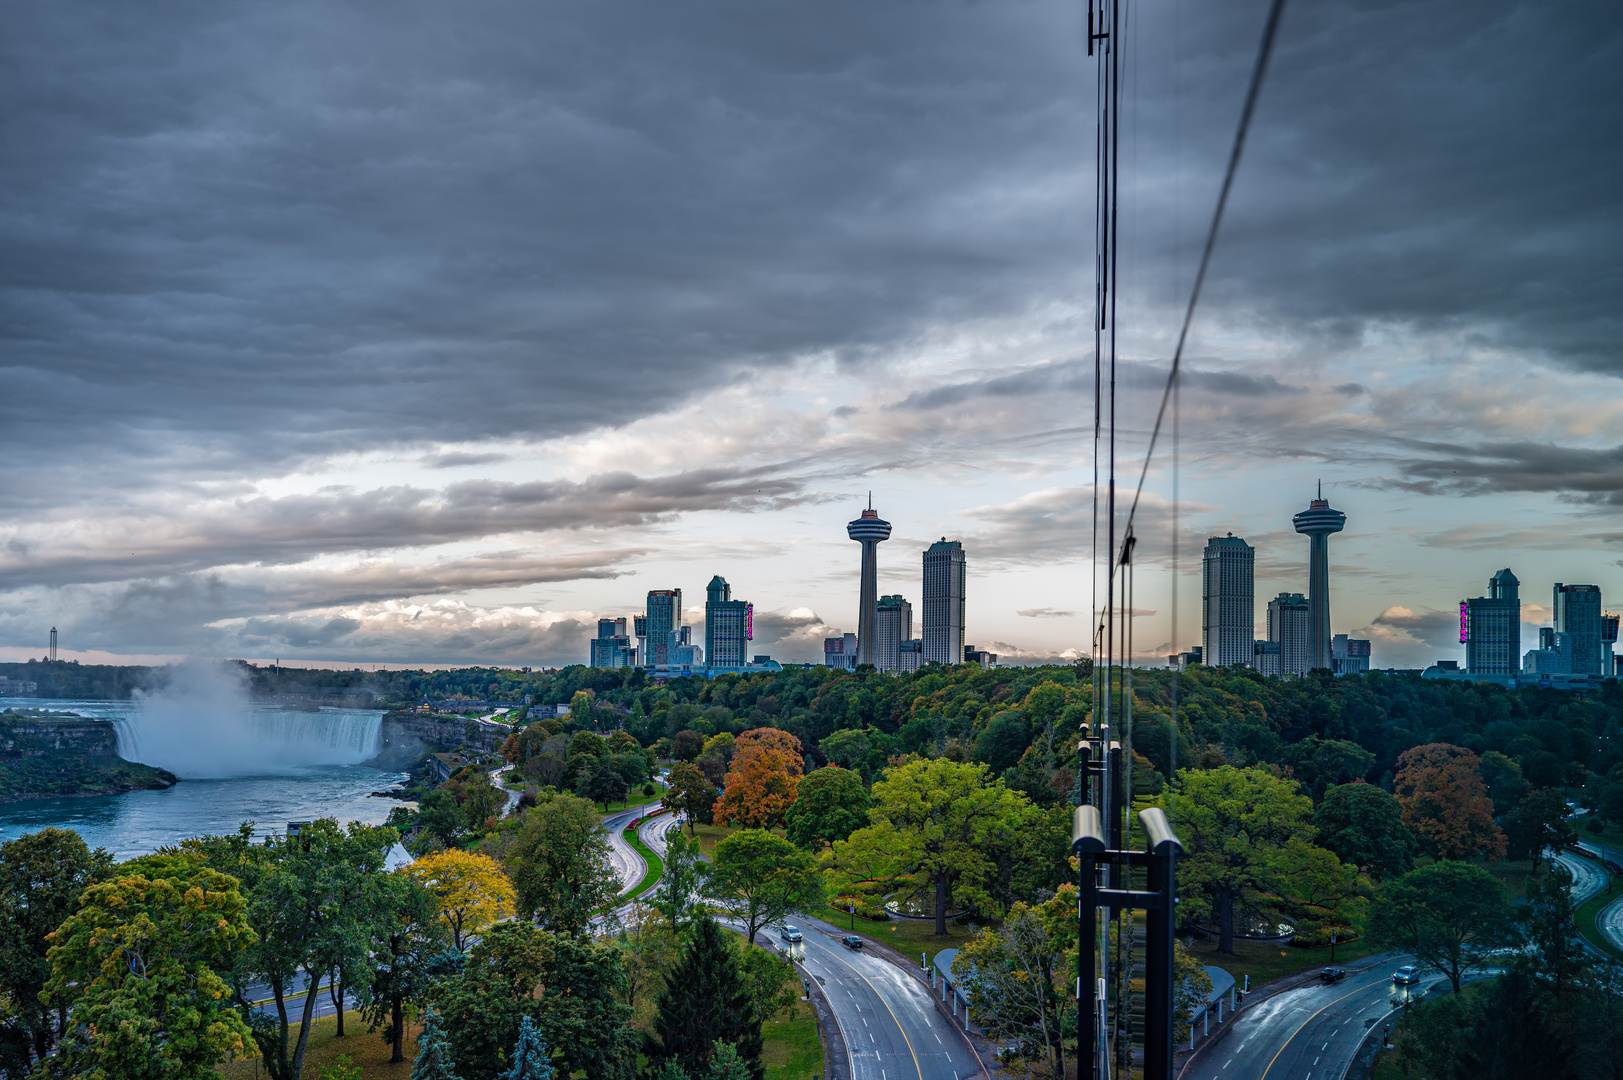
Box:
1320;967;1347;983
842;935;864;950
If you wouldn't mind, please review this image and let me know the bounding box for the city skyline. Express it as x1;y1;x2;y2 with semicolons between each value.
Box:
0;3;1616;674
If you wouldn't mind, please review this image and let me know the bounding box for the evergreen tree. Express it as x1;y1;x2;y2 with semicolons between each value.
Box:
500;1016;554;1080
706;1041;751;1080
650;1061;690;1080
649;919;763;1080
412;1007;462;1080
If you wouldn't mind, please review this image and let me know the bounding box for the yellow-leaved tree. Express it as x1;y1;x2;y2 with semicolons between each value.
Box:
402;848;515;952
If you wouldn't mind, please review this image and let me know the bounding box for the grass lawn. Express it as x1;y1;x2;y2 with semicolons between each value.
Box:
621;825;666;902
593;782;667;815
1182;933;1382;990
761;996;824;1080
806;905;989;970
1482;858;1536;901
215;1010;416;1079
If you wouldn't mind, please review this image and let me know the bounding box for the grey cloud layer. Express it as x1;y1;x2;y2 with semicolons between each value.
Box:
2;0;1618;660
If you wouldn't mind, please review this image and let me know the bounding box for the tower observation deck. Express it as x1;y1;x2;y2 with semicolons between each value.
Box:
847;499;892;667
1292;487;1346;673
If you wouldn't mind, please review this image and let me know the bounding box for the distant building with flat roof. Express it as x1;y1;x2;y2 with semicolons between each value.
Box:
1267;593;1312;676
1554;583;1604;675
1202;535;1255;668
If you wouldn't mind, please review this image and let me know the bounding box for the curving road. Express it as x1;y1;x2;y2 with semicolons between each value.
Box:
1573;842;1623;955
759;918;985;1080
1181;960;1446;1080
644;815;982;1080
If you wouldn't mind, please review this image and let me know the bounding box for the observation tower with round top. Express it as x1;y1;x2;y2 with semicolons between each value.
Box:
1292;485;1346;673
847;496;892;667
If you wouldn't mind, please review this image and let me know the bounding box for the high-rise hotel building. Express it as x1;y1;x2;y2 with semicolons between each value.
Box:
1267;593;1312;676
1464;569;1520;675
874;595;913;673
1201;534;1255;668
645;589;682;667
923;539;966;666
704;575;752;669
1553;583;1604;675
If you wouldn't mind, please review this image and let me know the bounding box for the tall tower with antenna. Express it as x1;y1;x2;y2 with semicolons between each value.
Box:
846;495;891;668
1292;484;1346;672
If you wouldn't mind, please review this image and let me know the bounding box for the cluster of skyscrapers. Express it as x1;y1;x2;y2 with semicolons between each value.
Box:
1451;571;1620;683
586;500;987;678
1180;491;1371;677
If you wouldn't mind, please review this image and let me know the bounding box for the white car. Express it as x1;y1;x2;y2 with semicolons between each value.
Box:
779;924;803;943
1392;964;1422;986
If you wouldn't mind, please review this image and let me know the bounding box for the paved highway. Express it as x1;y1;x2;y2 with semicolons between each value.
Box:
1573;842;1623;954
1182;960;1442;1080
767;918;985;1080
643;814;982;1080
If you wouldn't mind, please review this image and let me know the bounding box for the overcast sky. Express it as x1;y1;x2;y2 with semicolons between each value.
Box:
2;0;1619;671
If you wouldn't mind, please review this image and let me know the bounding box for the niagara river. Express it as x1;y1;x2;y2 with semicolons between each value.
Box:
0;697;408;859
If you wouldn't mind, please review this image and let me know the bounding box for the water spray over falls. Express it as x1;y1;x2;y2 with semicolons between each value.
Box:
112;661;383;778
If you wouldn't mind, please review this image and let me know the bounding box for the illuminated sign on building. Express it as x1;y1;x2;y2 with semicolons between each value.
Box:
746;604;754;640
1459;601;1469;643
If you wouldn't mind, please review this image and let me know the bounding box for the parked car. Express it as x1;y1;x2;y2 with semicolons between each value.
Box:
1320;967;1347;983
842;935;864;950
779;924;803;943
1392;965;1422;986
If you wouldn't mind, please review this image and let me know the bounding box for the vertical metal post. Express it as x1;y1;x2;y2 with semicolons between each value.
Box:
1144;841;1176;1080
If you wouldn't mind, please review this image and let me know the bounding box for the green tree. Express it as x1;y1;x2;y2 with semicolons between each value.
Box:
1515;864;1588;997
706;1041;751;1080
1313;782;1416;879
1367;861;1513;993
783;766;871;850
500;1015;555;1080
361;871;447;1063
506;793;621;936
663;762;719;835
39;865;257;1080
830;757;1030;936
190;819;398;1080
1155;766;1319;954
1502;788;1575;861
1278;737;1376;801
0;827;112;1072
956;898;1069;1076
434;922;636;1080
1478;750;1530;817
411;1006;462;1080
709;830;827;944
617;902;678;1008
738;946;798;1024
818;729;871;771
586;765;629;810
649;918;763;1080
652;833;711;933
417;788;468;847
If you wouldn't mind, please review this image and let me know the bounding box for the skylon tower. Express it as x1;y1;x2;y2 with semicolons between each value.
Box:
1292;485;1346;673
846;496;891;668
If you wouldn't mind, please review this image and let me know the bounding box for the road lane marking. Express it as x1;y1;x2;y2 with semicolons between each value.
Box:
1259;981;1384;1080
815;946;925;1080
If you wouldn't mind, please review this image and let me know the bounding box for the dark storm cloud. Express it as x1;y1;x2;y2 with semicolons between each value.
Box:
1390;442;1623;505
3;0;1614;500
2;0;1618;659
885;360;1299;414
0;468;796;589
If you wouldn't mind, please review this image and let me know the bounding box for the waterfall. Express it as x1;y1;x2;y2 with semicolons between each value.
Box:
113;661;385;778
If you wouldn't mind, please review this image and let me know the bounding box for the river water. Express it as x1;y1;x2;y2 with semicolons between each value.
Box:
0;698;408;859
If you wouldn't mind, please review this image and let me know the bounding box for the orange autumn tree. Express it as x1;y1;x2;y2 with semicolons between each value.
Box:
713;728;804;828
1392;743;1507;861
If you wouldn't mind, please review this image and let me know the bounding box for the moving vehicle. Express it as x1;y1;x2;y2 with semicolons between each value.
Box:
1392;965;1422;986
1320;967;1347;983
842;935;864;950
779;924;803;943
